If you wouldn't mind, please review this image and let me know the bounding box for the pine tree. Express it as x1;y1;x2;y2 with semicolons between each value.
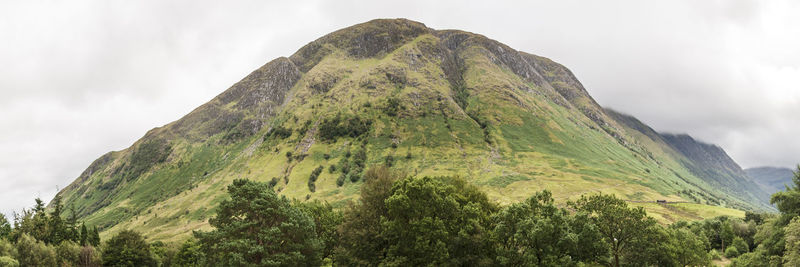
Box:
79;224;88;246
89;226;100;247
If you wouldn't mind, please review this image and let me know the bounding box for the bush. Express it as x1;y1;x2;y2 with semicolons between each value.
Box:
318;115;372;141
725;246;739;258
709;249;721;260
732;237;748;255
349;173;360;183
336;174;346;187
269;177;279;188
328;165;336;174
270;126;292;139
383;97;401;117
384;155;394;167
308;166;324;192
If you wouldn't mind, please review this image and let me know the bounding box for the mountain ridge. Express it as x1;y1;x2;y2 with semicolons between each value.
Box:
746;166;795;195
54;18;769;242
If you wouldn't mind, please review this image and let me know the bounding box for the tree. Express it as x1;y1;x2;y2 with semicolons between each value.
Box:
194;179;322;266
295;200;343;261
89;226;100;246
770;166;800;224
0;214;10;240
48;195;68;244
491;190;605;266
14;233;57;267
102;230;157;267
175;238;205;267
784;217;800;266
570;193;657;267
334;166;402;265
56;240;82;267
380;176;498;266
79;223;88;246
666;227;710;266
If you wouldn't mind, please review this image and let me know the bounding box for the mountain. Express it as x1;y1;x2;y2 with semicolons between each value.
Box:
746;166;796;195
54;19;769;242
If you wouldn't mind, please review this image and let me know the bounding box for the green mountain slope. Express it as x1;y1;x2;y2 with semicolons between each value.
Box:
746;166;795;195
54;19;770;242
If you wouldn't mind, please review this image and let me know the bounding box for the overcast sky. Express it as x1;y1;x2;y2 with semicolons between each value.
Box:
1;0;798;218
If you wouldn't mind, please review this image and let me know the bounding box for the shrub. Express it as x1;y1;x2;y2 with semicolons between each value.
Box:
323;154;330;160
725;246;739;258
383;97;401;117
308;166;324;192
349;173;360;183
269;177;279;188
709;249;721;260
318;115;372;141
385;155;394;167
328;165;336;174
336;174;346;187
270;126;292;139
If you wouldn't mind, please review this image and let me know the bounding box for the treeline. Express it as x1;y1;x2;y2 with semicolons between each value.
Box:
172;166;723;266
3;166;798;266
0;196;101;266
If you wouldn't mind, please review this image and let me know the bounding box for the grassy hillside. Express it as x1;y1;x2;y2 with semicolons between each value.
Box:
54;19;767;243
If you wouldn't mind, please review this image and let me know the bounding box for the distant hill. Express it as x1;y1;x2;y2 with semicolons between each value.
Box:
54;18;771;242
746;166;796;195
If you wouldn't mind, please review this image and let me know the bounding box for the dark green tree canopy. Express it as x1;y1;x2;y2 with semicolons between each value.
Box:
102;230;156;267
194;179;322;266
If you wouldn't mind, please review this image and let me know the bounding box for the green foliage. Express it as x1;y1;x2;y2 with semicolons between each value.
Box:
308;165;324;193
14;234;56;267
0;215;10;240
783;216;800;266
174;238;205;266
570;193;658;267
665;227;710;266
725;246;740;258
295;200;343;261
334;166;402;265
382;97;401;117
102;230;156;267
56;240;82;266
381;176;499;266
0;256;18;267
732;236;749;255
318;114;372;142
269;126;292;140
491;190;605;266
194;179;322;266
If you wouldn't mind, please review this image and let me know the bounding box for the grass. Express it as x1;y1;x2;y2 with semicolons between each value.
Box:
58;31;758;244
